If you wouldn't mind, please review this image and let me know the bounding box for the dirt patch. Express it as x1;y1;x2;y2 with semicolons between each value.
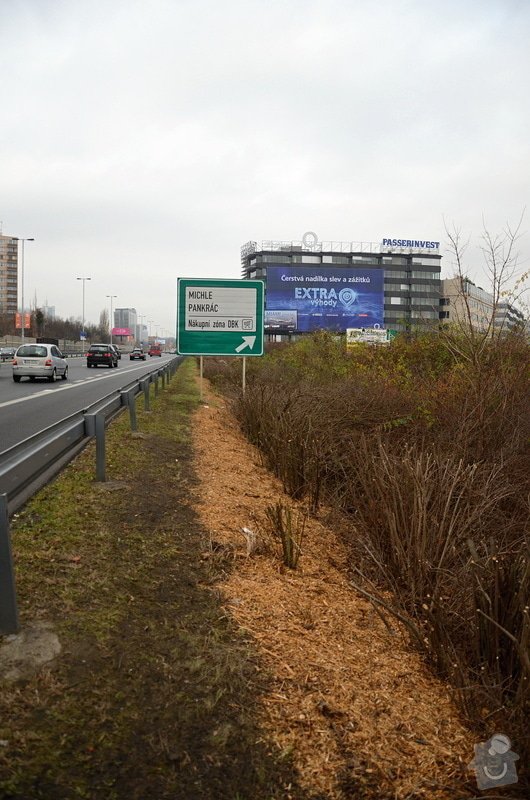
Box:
190;381;478;799
0;623;61;682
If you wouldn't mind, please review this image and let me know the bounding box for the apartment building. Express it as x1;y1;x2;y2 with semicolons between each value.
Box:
0;234;18;315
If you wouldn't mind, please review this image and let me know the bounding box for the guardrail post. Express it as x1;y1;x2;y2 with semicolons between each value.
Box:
142;378;150;411
127;388;138;431
0;493;19;634
161;370;166;390
95;413;106;482
154;374;159;397
84;413;96;437
85;411;106;481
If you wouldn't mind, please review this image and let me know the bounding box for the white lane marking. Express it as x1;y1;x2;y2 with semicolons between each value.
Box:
0;363;163;410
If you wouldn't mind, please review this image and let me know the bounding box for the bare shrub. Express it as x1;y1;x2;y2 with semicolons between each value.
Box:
264;501;306;569
220;331;530;781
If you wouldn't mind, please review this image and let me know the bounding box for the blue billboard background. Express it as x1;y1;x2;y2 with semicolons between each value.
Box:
265;265;384;332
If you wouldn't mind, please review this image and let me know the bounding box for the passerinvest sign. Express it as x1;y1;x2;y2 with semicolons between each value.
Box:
176;278;264;356
382;238;440;249
265;266;384;332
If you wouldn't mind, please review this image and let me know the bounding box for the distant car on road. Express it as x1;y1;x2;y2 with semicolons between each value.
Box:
130;347;146;361
148;345;162;357
87;344;119;368
110;344;121;360
12;343;68;383
0;347;16;361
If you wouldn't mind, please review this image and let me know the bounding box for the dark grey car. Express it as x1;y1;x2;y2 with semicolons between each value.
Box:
87;344;119;368
0;347;16;361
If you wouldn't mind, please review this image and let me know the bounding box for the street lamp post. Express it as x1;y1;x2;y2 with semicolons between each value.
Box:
138;314;146;344
106;295;117;344
76;277;91;343
17;238;35;344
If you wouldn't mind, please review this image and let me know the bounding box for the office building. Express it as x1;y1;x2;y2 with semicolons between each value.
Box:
136;323;148;343
441;277;525;332
114;307;137;332
241;235;442;334
41;304;56;319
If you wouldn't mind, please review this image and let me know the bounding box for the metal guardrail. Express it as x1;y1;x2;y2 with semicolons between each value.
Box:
0;356;182;516
0;356;182;634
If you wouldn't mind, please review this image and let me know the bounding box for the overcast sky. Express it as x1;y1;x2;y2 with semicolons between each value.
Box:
2;0;529;334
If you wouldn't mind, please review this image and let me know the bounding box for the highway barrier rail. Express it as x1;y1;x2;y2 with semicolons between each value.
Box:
0;356;181;515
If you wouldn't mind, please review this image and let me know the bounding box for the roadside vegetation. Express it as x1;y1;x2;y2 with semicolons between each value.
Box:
204;328;530;790
0;308;110;343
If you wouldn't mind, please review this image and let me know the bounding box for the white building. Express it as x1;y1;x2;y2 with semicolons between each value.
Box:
440;277;525;332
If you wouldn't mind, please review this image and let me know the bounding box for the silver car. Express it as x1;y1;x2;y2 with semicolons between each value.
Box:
13;343;68;383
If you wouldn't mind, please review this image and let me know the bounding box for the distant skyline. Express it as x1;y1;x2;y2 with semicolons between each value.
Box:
2;0;528;332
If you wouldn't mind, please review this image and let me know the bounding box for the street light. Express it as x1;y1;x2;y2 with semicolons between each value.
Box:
17;238;35;344
138;314;146;344
106;295;117;344
76;277;91;343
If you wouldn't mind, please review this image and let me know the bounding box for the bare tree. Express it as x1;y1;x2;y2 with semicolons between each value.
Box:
99;308;109;338
480;211;526;334
442;213;528;365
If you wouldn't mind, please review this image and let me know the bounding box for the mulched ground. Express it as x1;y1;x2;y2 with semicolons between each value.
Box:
191;378;481;799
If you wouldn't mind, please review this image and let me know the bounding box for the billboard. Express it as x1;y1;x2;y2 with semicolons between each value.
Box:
112;327;132;336
265;266;384;332
15;312;31;330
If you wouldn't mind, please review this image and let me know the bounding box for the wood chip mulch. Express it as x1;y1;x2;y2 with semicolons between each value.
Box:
190;380;475;799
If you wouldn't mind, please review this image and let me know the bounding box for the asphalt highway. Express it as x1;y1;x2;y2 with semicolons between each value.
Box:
0;353;175;453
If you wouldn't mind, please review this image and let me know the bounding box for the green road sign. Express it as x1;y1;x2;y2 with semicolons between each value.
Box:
177;278;264;356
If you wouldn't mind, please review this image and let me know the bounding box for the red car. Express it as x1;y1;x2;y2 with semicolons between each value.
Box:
148;346;162;357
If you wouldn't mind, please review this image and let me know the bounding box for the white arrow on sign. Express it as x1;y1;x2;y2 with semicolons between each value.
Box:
235;336;256;353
